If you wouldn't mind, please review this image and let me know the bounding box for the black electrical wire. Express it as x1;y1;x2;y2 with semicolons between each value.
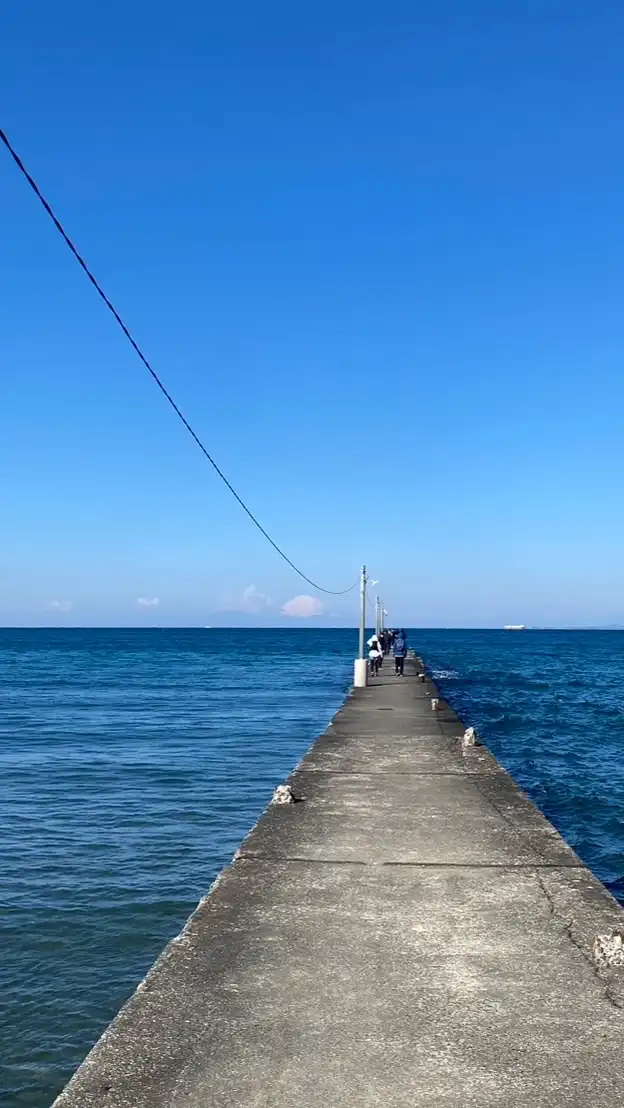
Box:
0;127;358;596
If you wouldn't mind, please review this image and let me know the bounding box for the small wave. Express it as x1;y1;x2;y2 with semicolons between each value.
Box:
431;669;459;680
607;874;624;900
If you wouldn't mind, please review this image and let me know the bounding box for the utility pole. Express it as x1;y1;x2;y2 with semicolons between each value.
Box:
354;564;368;687
359;564;367;660
375;594;381;637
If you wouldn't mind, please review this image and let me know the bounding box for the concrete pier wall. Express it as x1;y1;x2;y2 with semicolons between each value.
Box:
53;653;624;1107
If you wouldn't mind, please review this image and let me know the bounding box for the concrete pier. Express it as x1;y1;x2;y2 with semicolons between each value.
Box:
53;654;624;1107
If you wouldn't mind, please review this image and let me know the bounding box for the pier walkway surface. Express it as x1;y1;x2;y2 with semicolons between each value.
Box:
54;654;624;1108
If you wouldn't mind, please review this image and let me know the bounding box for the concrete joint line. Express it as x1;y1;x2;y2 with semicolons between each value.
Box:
234;855;585;870
299;770;499;778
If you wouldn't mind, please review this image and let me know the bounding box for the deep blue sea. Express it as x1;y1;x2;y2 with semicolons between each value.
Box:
1;628;623;1107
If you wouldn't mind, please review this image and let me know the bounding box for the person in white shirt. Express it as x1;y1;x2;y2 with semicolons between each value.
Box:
367;634;383;677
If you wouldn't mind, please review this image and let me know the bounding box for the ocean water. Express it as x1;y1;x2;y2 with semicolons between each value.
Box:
1;628;623;1107
417;629;624;903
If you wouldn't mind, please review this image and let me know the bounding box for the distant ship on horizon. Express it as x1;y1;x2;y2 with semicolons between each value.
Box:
503;624;527;631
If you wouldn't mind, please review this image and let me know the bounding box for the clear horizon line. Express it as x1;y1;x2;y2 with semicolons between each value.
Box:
2;624;624;632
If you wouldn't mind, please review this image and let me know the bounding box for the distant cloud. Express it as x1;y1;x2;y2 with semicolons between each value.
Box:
219;585;272;615
137;597;160;608
47;600;73;613
282;594;324;618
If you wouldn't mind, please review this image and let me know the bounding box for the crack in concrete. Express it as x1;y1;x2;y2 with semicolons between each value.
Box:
533;873;624;1011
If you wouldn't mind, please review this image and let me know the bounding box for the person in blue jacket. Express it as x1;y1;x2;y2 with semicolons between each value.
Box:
393;629;407;676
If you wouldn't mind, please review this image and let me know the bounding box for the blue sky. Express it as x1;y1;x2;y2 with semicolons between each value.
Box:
2;1;624;627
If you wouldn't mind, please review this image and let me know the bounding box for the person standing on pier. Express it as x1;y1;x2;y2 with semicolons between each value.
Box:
367;634;383;677
393;629;407;676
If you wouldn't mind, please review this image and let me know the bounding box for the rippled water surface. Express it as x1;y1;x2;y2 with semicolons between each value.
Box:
2;628;623;1106
418;629;624;904
1;629;355;1107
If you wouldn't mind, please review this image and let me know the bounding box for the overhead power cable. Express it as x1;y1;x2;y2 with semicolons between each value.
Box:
0;127;357;596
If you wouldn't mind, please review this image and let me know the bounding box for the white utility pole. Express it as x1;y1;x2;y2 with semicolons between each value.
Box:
354;564;368;687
